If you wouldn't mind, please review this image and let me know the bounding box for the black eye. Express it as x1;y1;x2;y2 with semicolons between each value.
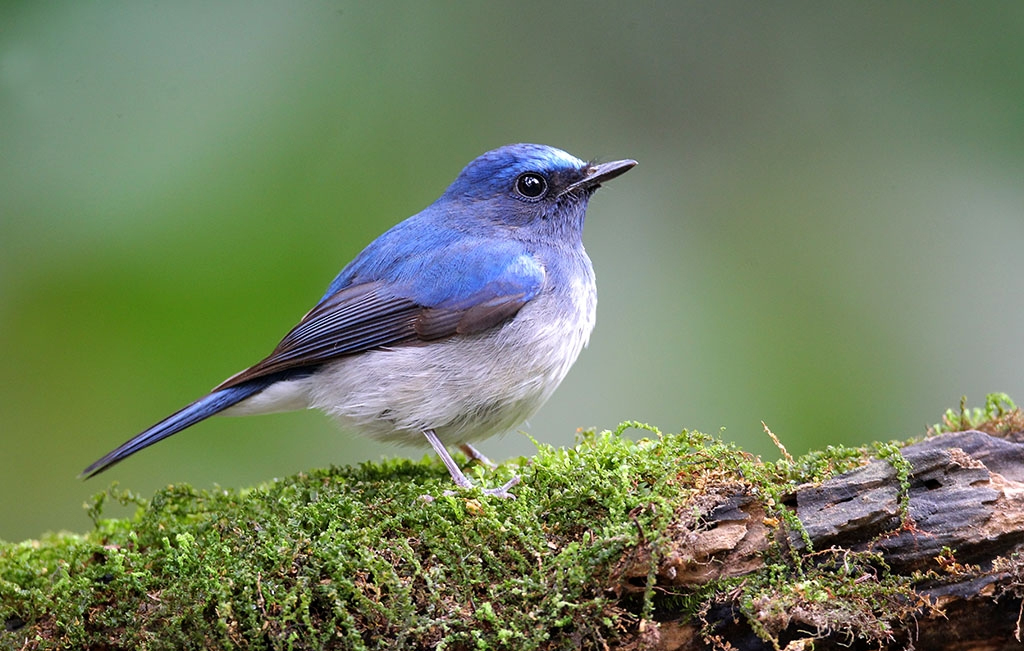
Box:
514;172;548;199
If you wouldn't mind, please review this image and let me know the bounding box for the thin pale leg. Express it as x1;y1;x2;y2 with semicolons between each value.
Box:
423;429;519;498
459;443;497;469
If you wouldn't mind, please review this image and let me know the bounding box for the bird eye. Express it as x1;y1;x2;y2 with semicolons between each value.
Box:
514;172;548;200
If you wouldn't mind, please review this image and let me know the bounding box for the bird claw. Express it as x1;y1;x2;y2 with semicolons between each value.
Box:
435;474;521;500
481;475;521;499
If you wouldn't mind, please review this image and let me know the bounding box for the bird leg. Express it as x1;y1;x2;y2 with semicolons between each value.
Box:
422;429;519;498
458;443;498;469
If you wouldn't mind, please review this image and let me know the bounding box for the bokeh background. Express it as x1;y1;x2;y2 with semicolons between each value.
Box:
3;3;1023;542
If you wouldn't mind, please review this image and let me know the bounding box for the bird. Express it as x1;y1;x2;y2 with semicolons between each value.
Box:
82;143;636;497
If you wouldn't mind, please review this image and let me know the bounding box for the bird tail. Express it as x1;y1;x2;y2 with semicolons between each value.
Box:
80;379;274;479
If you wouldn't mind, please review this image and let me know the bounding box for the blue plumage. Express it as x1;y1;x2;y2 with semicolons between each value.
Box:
82;144;636;496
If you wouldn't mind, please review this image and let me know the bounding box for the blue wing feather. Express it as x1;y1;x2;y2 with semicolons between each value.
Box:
321;211;544;306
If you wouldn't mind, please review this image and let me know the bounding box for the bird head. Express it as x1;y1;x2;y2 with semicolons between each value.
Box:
439;143;636;242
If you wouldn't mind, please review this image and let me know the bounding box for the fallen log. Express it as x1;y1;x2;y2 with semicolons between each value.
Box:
3;401;1023;650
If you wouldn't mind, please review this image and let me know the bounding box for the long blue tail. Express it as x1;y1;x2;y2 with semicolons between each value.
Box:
81;379;273;478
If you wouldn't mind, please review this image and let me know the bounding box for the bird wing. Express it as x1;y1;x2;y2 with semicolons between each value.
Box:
215;246;544;390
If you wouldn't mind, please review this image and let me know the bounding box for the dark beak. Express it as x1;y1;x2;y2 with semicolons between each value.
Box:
561;158;637;196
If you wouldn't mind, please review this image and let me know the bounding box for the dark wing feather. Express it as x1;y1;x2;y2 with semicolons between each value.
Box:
414;294;529;340
455;295;531;335
216;283;420;389
215;282;530;390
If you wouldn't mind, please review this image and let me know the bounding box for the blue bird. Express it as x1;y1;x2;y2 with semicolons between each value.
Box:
82;144;636;497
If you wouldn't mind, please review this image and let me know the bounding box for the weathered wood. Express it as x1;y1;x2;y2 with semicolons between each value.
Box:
796;431;1024;572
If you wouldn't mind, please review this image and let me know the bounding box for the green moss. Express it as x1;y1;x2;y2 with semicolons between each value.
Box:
872;441;913;526
3;399;1016;649
2;425;757;650
736;548;922;649
931;392;1020;435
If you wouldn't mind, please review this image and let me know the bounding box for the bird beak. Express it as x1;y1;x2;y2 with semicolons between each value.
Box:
561;158;638;196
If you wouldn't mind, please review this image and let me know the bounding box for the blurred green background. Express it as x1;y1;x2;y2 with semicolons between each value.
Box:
2;3;1023;542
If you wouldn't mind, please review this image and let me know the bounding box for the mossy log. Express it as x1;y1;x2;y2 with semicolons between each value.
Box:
617;428;1024;651
2;402;1023;651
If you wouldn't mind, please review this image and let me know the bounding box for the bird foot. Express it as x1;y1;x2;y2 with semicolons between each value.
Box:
439;474;520;500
